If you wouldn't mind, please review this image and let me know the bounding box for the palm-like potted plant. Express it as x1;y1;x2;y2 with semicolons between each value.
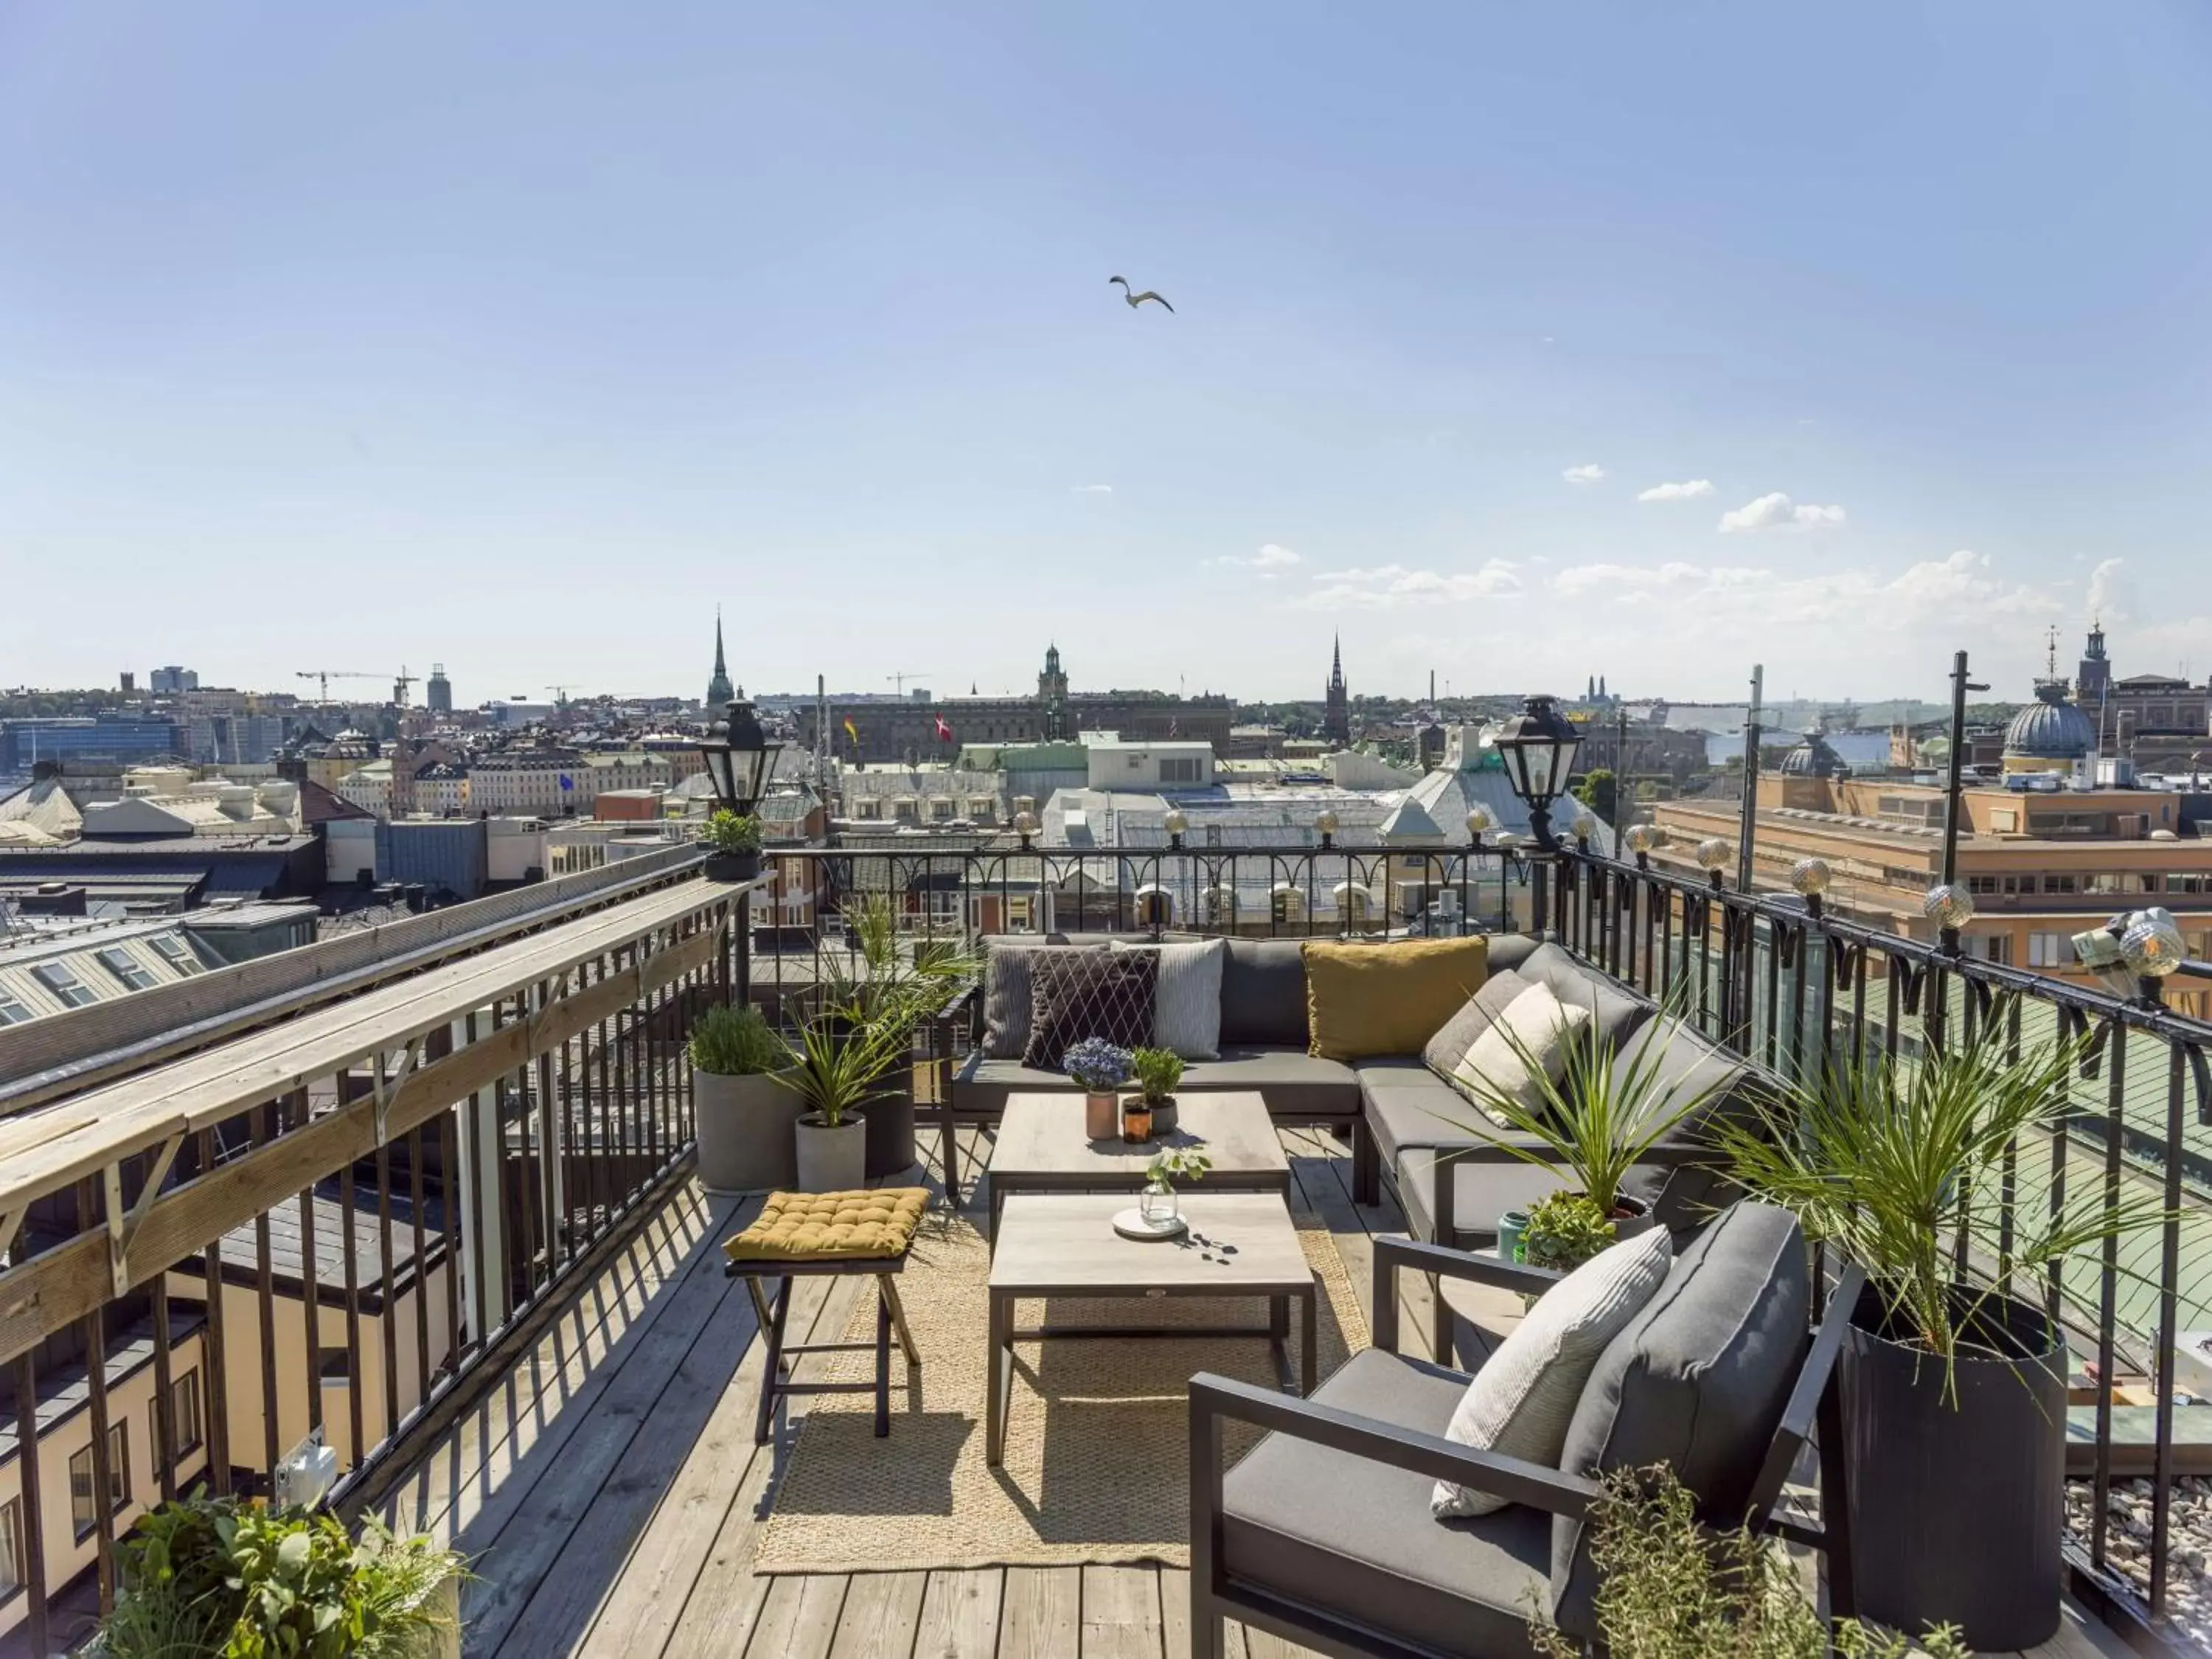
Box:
1717;1034;2170;1649
1130;1047;1185;1136
772;1012;906;1192
1455;1006;1725;1241
699;808;763;881
689;1003;797;1194
821;895;984;1175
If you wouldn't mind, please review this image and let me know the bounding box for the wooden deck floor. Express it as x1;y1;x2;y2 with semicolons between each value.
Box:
378;1126;2138;1659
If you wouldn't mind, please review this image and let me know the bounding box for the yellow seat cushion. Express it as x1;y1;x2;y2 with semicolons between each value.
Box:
1302;936;1489;1061
723;1188;930;1262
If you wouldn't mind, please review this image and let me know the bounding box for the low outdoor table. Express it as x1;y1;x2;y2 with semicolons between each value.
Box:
985;1090;1291;1242
984;1190;1318;1467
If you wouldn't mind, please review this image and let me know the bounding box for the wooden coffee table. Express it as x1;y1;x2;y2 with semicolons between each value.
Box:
985;1191;1318;1467
986;1091;1290;1242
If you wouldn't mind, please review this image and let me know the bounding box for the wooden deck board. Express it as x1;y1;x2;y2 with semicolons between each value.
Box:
426;1125;2129;1659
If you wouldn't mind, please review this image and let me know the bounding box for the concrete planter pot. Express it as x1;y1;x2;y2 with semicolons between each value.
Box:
703;850;760;882
794;1114;867;1193
693;1068;800;1194
1838;1281;2067;1649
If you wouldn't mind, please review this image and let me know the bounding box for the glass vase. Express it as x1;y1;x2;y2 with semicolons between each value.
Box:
1140;1180;1179;1228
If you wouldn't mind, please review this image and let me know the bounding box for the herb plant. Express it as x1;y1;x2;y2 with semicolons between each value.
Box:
687;1003;784;1077
700;809;763;855
1130;1047;1184;1104
1520;1191;1617;1272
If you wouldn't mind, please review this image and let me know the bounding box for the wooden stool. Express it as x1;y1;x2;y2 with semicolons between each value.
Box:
726;1253;921;1444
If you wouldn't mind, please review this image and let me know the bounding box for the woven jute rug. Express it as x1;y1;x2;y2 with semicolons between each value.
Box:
752;1202;1368;1573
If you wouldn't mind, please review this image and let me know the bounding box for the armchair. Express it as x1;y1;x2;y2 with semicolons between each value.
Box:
1188;1203;1860;1659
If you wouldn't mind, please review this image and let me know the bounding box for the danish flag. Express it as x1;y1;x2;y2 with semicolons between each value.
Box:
935;714;954;742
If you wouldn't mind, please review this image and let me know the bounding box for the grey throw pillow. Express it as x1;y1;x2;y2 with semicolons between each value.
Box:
1111;938;1225;1060
981;942;1051;1059
1420;967;1532;1075
1433;1225;1674;1517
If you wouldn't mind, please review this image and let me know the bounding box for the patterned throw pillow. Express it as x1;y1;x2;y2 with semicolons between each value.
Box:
1432;1226;1673;1518
1023;947;1158;1070
1110;938;1226;1060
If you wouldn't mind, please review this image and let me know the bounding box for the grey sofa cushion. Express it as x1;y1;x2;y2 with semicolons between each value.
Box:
1395;1147;1570;1250
1517;942;1651;1051
1220;939;1309;1049
1551;1200;1810;1630
956;1046;1359;1119
1358;1068;1497;1164
1110;937;1226;1060
1222;1347;1551;1659
1607;1017;1764;1237
1420;967;1534;1075
1483;933;1542;975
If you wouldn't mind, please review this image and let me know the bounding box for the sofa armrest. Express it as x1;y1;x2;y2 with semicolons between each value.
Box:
1371;1233;1559;1353
1189;1372;1598;1520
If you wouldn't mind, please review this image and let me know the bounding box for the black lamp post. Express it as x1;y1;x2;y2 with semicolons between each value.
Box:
1493;694;1583;938
700;694;781;818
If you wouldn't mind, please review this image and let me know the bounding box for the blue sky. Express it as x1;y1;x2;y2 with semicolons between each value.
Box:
4;3;2208;708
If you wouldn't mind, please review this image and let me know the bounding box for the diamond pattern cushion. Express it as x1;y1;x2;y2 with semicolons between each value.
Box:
1023;946;1158;1069
1433;1225;1674;1517
723;1188;929;1261
1111;937;1226;1060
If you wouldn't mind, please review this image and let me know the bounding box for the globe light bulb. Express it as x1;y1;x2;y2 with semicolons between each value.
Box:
1013;810;1039;836
1622;824;1658;855
2122;907;2187;977
1315;807;1340;838
1163;807;1189;837
1464;804;1498;838
1569;807;1598;843
1790;857;1832;898
1922;883;1975;931
1694;837;1733;872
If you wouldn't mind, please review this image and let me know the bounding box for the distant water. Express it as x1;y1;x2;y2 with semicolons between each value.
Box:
1701;729;1892;769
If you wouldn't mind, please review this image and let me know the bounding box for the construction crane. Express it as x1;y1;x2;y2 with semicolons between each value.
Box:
885;670;935;697
546;685;574;707
393;665;416;706
295;669;388;707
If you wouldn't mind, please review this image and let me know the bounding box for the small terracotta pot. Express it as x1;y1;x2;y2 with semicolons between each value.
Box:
1084;1091;1119;1139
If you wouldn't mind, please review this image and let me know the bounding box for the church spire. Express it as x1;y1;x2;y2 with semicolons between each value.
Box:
1324;635;1350;745
705;608;736;708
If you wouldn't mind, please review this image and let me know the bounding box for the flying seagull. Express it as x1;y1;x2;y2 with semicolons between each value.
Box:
1108;275;1173;313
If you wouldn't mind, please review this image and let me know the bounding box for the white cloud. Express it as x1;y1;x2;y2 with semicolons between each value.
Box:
1292;560;1522;611
1562;464;1605;485
1550;549;2049;627
1207;543;1304;580
1636;479;1715;504
1717;491;1846;532
2086;557;2127;622
1071;483;1113;494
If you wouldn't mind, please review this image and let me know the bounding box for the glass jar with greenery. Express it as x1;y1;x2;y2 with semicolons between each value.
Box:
1142;1145;1213;1228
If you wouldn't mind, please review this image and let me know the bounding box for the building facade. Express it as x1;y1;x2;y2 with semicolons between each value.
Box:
793;646;1234;765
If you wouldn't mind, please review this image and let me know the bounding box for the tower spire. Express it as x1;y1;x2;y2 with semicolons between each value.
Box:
704;608;736;707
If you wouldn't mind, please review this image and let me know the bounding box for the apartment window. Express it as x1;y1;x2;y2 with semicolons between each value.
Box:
2042;874;2079;895
2086;873;2130;896
969;799;998;821
1159;757;1204;785
1966;875;2001;896
2171;874;2211;897
94;947;159;991
930;799;956;821
153;1368;204;1466
147;935;205;975
70;1424;131;1539
2028;933;2069;969
855;801;882;821
0;1497;20;1601
0;987;29;1026
1969;935;2013;966
31;963;97;1009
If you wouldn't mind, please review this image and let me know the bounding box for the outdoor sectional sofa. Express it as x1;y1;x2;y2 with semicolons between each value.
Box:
944;931;1766;1273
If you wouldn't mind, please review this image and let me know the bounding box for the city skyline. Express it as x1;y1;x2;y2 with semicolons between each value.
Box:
3;4;2208;700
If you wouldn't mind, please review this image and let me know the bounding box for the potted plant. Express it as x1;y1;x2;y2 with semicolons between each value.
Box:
1130;1046;1186;1135
100;1491;467;1659
1526;1464;1966;1658
699;807;764;882
1141;1144;1213;1230
1717;1035;2168;1649
688;1003;798;1194
1456;1004;1723;1239
821;895;984;1176
773;1012;904;1192
1517;1190;1616;1273
1064;1037;1135;1140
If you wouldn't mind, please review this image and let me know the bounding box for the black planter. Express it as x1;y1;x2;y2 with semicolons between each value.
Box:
858;1087;917;1178
1838;1281;2067;1649
704;850;760;882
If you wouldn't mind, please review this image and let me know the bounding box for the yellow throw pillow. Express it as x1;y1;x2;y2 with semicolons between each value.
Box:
1303;936;1490;1061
